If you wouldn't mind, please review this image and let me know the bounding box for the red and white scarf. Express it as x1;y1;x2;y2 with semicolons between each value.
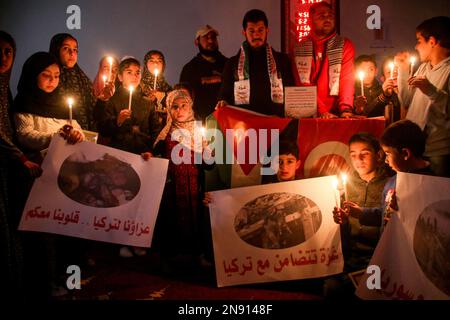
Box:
294;34;345;96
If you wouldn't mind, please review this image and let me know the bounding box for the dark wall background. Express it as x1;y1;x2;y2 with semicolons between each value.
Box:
0;0;281;94
340;0;449;68
1;0;449;95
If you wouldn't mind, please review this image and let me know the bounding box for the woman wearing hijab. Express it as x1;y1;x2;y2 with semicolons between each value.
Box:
144;89;213;270
92;55;119;100
0;30;41;303
49;33;96;131
14;51;84;162
141;50;172;127
92;55;119;145
141;50;172;100
13;51;84;298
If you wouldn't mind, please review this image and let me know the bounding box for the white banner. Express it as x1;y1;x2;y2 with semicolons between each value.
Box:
19;135;168;248
209;176;343;287
284;86;317;119
356;173;450;300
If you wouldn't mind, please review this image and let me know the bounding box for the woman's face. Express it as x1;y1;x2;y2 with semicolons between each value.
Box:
100;58;118;81
0;39;14;74
37;63;60;93
146;54;164;75
59;37;78;68
118;63;141;88
170;97;192;122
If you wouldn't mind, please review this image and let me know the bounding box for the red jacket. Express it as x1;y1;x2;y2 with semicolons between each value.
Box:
293;32;355;116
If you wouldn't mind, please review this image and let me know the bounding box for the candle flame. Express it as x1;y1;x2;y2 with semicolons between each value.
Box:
153;69;159;76
389;62;395;69
341;173;347;185
332;178;339;189
67;97;74;106
129;85;134;93
410;56;416;65
358;71;365;81
102;75;107;82
200;127;206;136
107;56;113;65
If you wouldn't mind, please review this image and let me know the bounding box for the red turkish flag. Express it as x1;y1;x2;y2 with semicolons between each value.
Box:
297;117;385;178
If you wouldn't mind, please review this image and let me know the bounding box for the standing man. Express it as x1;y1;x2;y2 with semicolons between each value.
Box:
180;25;228;121
217;9;295;117
293;2;355;118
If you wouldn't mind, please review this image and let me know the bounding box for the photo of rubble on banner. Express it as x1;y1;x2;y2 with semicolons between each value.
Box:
209;176;344;287
57;152;141;208
19;135;168;248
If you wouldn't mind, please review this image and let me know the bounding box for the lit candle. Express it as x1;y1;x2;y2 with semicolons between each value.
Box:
341;173;348;202
102;75;107;88
200;127;206;138
107;56;113;82
358;71;365;97
389;62;395;80
332;178;340;208
128;85;134;111
409;56;416;77
153;69;159;90
67;97;73;125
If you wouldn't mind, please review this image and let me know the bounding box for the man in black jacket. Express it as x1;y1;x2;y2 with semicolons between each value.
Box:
180;25;228;121
217;9;295;117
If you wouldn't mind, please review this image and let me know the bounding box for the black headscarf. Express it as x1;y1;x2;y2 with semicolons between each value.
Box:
141;50;172;94
49;33;95;130
0;30;16;72
13;51;69;119
0;30;16;119
0;30;23;160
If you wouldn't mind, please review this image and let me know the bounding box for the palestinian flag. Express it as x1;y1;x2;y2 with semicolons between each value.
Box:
205;106;293;190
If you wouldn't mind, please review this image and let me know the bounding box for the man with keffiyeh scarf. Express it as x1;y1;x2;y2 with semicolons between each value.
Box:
293;2;356;119
217;9;295;117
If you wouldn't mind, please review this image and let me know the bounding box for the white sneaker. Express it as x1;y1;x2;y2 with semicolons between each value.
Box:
119;246;133;258
133;247;147;257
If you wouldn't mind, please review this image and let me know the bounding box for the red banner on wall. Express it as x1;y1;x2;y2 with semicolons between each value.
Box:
207;107;385;189
298;117;385;178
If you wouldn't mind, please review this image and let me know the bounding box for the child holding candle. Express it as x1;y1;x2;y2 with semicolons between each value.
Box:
49;33;95;131
395;16;450;177
13;51;84;298
353;54;399;119
326;132;393;299
335;121;433;231
99;56;161;258
93;56;119;145
141;50;172;113
92;56;119;100
143;89;215;271
14;52;84;163
100;56;161;155
379;57;402;122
